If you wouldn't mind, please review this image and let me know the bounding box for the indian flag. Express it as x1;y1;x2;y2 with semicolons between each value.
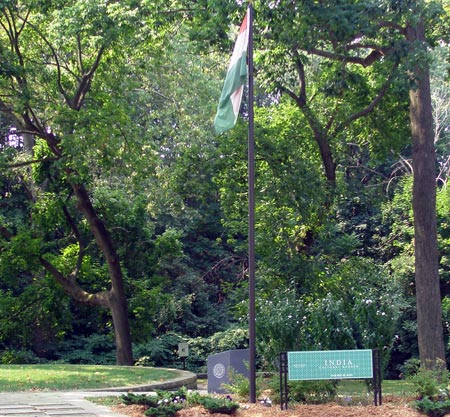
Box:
214;9;249;134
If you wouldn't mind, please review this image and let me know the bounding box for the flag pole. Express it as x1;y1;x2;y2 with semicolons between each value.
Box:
247;2;256;404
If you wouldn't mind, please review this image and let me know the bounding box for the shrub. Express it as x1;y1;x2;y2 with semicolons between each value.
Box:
269;376;337;404
185;390;203;405
56;334;116;364
410;365;450;417
144;404;183;417
410;366;449;399
120;393;160;407
399;358;421;378
133;333;182;367
198;396;239;415
120;389;239;417
222;368;262;400
184;327;248;373
267;374;337;404
120;387;188;417
412;397;450;417
0;349;42;364
288;380;338;404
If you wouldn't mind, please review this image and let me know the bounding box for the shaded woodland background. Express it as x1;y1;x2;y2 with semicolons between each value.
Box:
1;0;450;377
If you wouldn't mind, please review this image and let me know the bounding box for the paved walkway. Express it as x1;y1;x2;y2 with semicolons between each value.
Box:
0;370;202;417
0;391;131;417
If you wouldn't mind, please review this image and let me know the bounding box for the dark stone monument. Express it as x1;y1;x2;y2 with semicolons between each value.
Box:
207;349;250;394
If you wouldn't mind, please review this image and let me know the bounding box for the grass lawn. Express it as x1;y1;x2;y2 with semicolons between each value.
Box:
0;364;179;392
336;379;415;399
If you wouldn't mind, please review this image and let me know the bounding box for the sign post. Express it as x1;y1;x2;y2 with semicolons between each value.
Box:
178;342;189;370
280;349;382;409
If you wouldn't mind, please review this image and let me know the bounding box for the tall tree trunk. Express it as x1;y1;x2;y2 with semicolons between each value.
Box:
110;288;134;365
407;18;446;368
314;131;336;183
72;183;133;365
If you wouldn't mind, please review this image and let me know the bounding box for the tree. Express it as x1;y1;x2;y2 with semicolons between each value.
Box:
186;0;447;366
406;9;446;366
432;45;450;185
1;1;248;362
276;0;447;366
0;0;171;365
278;0;447;367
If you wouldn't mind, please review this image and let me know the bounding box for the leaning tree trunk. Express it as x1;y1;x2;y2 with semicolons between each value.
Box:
108;274;134;365
72;183;133;366
407;17;446;368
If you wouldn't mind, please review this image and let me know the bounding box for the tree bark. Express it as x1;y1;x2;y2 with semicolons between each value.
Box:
71;183;133;365
109;288;134;365
407;18;446;368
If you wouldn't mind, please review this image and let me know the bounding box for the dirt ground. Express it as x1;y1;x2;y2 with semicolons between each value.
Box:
111;396;423;417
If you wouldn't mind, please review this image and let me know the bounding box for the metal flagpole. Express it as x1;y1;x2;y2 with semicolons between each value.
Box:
247;2;256;404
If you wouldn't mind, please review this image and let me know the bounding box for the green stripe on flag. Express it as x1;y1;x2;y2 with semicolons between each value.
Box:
214;52;247;134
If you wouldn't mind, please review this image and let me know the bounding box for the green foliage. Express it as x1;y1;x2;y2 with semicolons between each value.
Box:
0;1;238;361
267;374;337;405
184;328;248;373
0;230;42;280
56;334;116;364
254;289;304;369
145;404;183;417
253;258;401;370
121;389;188;417
133;333;182;367
413;397;450;417
120;393;160;407
288;380;338;404
442;297;450;363
197;396;239;415
133;327;247;373
398;358;421;378
410;365;450;399
184;390;203;406
408;365;450;416
222;369;263;400
0;349;42;364
0;0;447;377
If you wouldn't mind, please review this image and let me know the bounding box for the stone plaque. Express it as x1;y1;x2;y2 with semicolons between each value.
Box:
207;349;250;393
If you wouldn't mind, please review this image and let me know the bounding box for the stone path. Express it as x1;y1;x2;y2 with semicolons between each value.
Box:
0;391;132;417
0;369;199;417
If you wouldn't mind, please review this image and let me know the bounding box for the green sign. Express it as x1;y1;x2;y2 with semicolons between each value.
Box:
288;350;373;380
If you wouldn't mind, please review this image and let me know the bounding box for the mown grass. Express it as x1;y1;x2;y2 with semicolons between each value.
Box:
0;364;178;392
337;379;414;397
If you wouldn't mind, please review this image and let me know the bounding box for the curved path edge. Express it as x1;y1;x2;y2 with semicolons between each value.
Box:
0;369;199;417
89;368;198;392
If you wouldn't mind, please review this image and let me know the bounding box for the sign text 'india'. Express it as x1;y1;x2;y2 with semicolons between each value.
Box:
287;349;373;380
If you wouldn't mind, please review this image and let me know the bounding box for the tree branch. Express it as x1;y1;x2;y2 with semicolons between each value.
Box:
62;203;85;281
39;256;111;307
378;20;406;33
333;61;400;136
3;157;59;169
0;98;23;127
22;18;72;106
70;45;106;110
292;49;307;106
0;224;12;240
307;47;387;67
21;16;105;111
77;34;84;74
